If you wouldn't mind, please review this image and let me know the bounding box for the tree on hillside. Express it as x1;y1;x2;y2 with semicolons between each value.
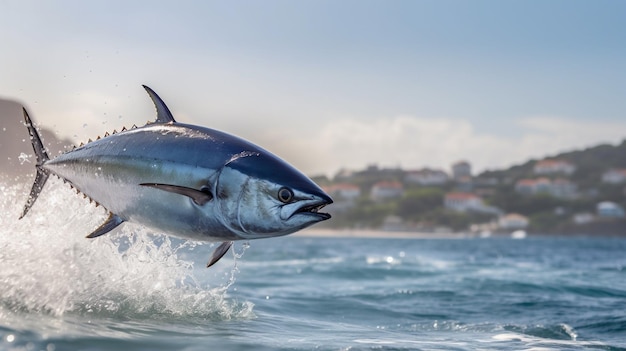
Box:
396;187;445;221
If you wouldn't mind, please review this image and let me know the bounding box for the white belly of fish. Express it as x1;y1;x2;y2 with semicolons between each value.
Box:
44;156;235;242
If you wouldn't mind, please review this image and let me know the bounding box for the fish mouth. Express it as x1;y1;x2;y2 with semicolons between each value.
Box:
294;201;331;220
282;197;333;222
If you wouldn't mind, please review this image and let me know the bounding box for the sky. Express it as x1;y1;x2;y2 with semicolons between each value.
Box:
1;0;625;177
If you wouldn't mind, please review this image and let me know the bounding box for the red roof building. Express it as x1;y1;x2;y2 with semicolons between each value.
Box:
444;192;483;212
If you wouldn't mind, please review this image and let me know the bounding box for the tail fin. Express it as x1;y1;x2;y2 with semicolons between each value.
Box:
19;108;51;219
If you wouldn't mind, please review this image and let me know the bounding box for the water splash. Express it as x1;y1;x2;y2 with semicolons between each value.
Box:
218;241;250;294
0;178;254;322
17;153;31;165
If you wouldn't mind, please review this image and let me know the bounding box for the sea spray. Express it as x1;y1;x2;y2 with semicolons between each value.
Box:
0;178;254;321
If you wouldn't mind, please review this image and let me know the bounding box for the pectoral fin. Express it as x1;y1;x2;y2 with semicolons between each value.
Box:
87;212;125;238
207;241;233;268
139;183;213;206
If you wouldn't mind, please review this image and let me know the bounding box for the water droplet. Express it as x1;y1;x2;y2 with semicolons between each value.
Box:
6;334;15;342
18;152;31;164
83;123;88;128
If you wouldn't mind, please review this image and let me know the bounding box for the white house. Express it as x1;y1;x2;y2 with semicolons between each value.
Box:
601;169;626;184
370;181;404;201
597;201;625;218
323;183;361;213
515;178;551;195
549;178;578;199
405;168;449;186
444;192;483;212
452;161;472;179
573;212;595;225
499;213;529;230
533;159;576;175
515;178;577;199
324;183;361;200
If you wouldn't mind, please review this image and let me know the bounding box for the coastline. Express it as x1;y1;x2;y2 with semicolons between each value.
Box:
296;228;626;239
295;228;474;239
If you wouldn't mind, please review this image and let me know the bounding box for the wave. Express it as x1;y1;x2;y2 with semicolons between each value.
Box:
0;178;254;322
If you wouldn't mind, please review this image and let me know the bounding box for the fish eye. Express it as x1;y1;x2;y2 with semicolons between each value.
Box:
277;187;294;203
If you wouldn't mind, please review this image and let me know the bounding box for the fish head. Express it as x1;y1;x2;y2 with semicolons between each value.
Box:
215;151;332;239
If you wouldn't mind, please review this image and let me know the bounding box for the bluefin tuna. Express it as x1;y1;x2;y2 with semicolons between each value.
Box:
19;85;332;267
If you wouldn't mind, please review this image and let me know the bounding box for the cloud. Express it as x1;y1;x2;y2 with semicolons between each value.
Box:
516;116;626;150
262;115;626;176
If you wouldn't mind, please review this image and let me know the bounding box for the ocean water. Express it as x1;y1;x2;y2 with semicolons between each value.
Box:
1;179;625;351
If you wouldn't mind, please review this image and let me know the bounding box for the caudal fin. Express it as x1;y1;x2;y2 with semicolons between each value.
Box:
19;108;51;219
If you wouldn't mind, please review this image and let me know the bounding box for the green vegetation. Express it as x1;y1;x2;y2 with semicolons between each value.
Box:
320;140;626;234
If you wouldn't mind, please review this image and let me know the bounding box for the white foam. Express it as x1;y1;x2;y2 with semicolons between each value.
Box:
0;179;254;321
492;332;606;349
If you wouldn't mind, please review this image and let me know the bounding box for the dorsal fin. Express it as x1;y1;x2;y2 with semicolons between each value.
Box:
142;85;176;124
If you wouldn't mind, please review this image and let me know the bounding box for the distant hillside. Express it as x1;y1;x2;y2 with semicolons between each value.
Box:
0;98;73;181
474;140;626;234
479;140;626;188
322;138;626;234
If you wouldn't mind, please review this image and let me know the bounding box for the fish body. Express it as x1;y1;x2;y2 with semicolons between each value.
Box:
20;86;332;266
